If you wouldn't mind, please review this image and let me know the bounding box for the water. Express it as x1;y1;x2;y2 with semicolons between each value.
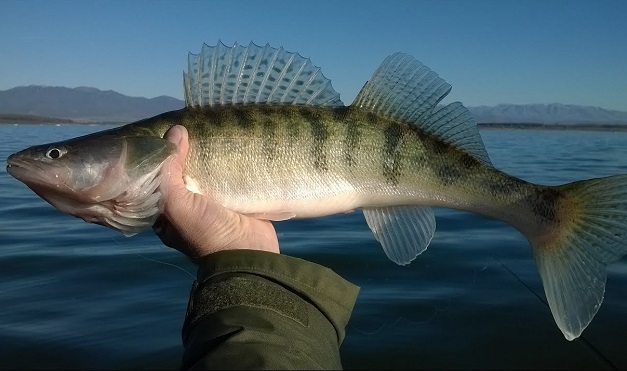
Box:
1;124;626;369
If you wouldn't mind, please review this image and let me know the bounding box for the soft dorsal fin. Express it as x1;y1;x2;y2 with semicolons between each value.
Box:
353;53;492;166
184;41;344;107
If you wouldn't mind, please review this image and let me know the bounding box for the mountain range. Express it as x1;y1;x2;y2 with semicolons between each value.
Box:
1;85;627;125
0;85;183;123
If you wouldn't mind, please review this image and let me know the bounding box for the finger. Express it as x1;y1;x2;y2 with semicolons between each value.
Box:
153;215;187;252
152;214;168;237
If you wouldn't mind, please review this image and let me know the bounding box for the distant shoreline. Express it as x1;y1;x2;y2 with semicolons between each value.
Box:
478;123;627;132
0;113;76;124
0;114;124;125
2;114;627;132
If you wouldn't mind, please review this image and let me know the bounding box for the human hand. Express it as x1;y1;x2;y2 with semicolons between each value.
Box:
153;125;280;261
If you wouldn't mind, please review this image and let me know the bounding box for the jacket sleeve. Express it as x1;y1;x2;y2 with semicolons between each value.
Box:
180;249;360;370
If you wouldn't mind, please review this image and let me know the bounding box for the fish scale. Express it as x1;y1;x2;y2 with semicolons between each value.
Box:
7;41;627;342
127;104;548;235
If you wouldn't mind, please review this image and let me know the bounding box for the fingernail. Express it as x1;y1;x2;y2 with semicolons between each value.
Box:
166;125;183;146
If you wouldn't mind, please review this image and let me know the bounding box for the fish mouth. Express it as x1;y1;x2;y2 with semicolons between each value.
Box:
6;155;57;187
6;157;33;180
7;156;78;211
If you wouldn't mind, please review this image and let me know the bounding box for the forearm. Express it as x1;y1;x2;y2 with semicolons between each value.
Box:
180;250;360;370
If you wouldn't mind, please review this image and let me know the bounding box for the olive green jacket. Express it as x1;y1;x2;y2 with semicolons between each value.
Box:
181;250;360;370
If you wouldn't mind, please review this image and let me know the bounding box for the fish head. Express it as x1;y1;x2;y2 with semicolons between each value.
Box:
7;135;124;199
6;129;176;235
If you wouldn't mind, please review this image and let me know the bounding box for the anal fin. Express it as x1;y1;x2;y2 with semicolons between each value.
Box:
363;206;436;265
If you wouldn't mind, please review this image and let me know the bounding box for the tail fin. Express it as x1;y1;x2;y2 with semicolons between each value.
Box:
531;174;627;340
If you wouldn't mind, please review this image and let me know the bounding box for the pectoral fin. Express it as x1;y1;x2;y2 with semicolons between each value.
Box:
363;206;436;265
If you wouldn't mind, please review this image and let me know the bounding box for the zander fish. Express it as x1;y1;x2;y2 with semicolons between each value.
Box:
7;41;627;341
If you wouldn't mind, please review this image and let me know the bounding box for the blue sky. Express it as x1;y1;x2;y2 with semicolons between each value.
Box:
1;0;626;111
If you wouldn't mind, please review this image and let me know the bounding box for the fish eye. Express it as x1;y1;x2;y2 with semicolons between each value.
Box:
45;147;66;159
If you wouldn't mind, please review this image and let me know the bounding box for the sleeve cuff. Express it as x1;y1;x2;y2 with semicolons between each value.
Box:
193;249;360;342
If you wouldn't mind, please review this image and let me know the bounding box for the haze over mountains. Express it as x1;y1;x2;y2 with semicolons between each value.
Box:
2;85;627;124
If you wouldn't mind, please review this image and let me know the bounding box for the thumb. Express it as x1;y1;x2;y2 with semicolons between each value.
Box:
160;125;191;201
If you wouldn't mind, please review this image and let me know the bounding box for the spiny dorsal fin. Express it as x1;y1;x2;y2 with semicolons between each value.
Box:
184;41;344;107
353;53;492;166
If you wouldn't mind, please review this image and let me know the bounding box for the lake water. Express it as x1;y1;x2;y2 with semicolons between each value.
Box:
1;124;626;370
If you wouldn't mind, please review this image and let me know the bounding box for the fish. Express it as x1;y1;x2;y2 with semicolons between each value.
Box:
6;41;627;341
